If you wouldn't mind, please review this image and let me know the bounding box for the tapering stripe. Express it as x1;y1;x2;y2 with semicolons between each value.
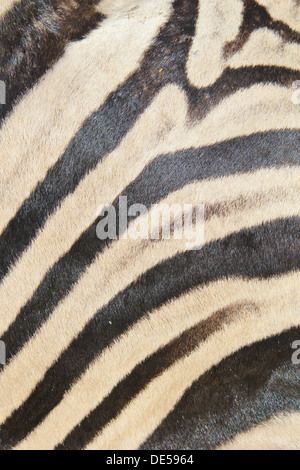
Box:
0;130;298;362
57;313;299;450
0;5;299;281
0;0;173;237
1;83;299;339
86;301;299;449
1;174;297;429
0;217;299;449
0;0;199;280
11;273;300;450
142;328;300;450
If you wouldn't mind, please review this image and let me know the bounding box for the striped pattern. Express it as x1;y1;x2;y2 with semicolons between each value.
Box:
0;0;299;450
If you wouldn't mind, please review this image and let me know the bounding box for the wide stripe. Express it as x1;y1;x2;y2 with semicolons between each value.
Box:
0;0;173;235
12;274;300;450
1;171;298;426
0;217;298;449
142;329;300;450
0;0;200;277
0;0;104;123
0;130;298;353
56;286;299;450
0;15;299;279
1;88;299;335
218;413;300;450
85;300;299;450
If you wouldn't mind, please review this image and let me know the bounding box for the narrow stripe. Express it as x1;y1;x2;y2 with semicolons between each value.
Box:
187;0;244;87
0;130;298;353
229;28;300;71
1;172;298;427
256;0;300;34
58;296;299;450
143;330;300;450
0;0;173;235
225;0;300;58
13;273;300;450
0;217;299;449
86;301;299;449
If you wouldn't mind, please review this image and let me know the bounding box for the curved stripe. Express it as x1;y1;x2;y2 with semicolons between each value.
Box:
229;28;300;70
0;0;200;273
0;0;104;123
86;301;300;450
0;0;173;234
187;0;243;87
12;274;300;450
143;329;300;450
0;72;299;280
56;279;299;451
256;0;300;34
0;129;298;349
1;171;298;426
218;413;300;450
0;217;298;449
225;0;300;59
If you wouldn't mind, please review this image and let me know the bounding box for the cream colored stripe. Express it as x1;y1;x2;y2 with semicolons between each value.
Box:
256;0;300;33
0;164;298;342
229;28;300;70
0;0;173;234
218;413;300;450
85;287;300;450
0;85;186;336
0;82;299;338
0;0;19;17
14;272;300;450
187;0;243;88
0;168;299;424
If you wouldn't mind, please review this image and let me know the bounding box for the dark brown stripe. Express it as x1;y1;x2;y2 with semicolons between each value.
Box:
56;303;245;450
1;130;298;367
142;327;300;450
224;0;300;58
0;0;104;123
0;217;298;449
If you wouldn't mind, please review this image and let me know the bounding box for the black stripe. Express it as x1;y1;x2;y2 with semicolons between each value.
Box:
58;325;300;450
0;0;104;123
1;130;299;365
1;0;299;280
141;328;300;450
56;304;240;449
0;0;197;282
0;217;299;449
